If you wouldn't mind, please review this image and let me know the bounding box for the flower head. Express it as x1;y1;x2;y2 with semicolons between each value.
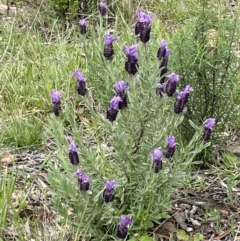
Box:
165;73;180;96
116;216;132;239
204;118;216;131
103;181;118;203
72;70;87;82
151;149;162;161
167;73;180;83
114;80;129;93
123;45;138;60
110;96;122;110
99;1;107;16
164;135;177;158
50;90;61;103
157;39;171;62
74;170;91;191
79;19;88;26
167;135;177;148
105;180;118;190
79;19;88;34
104;33;118;45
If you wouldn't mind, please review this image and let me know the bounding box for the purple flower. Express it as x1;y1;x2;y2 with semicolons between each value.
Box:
124;45;139;75
136;10;153;24
72;70;87;96
99;1;107;16
79;19;88;26
167;73;180;83
107;96;122;122
165;73;180;96
105;180;118;190
110;96;122;110
104;34;118;60
165;49;171;57
204;118;216;131
164;135;177;158
174;91;186;114
74;169;91;191
104;34;118;45
157;40;172;83
157;39;171;60
50;90;61;116
74;169;86;180
116;216;132;239
103;180;118;203
69;142;79;165
203;118;215;141
136;10;146;22
156;83;166;96
151;149;162;161
151;149;163;173
123;45;138;60
114;80;129;93
79;19;88;34
183;85;194;94
182;85;194;105
167;135;177;148
72;70;87;82
160;39;167;48
50;90;61;103
113;81;129;109
135;10;153;43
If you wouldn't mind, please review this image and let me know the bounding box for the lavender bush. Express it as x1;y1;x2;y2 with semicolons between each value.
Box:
45;8;215;240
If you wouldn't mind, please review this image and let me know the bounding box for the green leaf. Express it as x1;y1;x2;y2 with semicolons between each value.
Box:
140;235;153;241
177;229;189;241
189;120;200;130
194;233;204;241
128;237;136;241
145;220;154;228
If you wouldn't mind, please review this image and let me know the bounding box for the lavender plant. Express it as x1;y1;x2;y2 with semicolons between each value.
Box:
45;9;215;240
79;19;88;35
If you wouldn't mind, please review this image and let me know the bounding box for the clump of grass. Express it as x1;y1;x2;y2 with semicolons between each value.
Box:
1;116;44;148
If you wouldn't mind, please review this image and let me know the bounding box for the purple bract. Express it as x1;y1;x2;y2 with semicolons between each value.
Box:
136;9;153;24
104;34;118;45
151;149;163;161
72;70;87;82
50;90;61;103
204;118;216;131
167;73;180;83
183;85;194;94
114;80;129;93
110;96;122;110
119;215;132;227
123;45;138;60
69;142;79;153
79;19;88;26
167;135;177;148
105;180;118;190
